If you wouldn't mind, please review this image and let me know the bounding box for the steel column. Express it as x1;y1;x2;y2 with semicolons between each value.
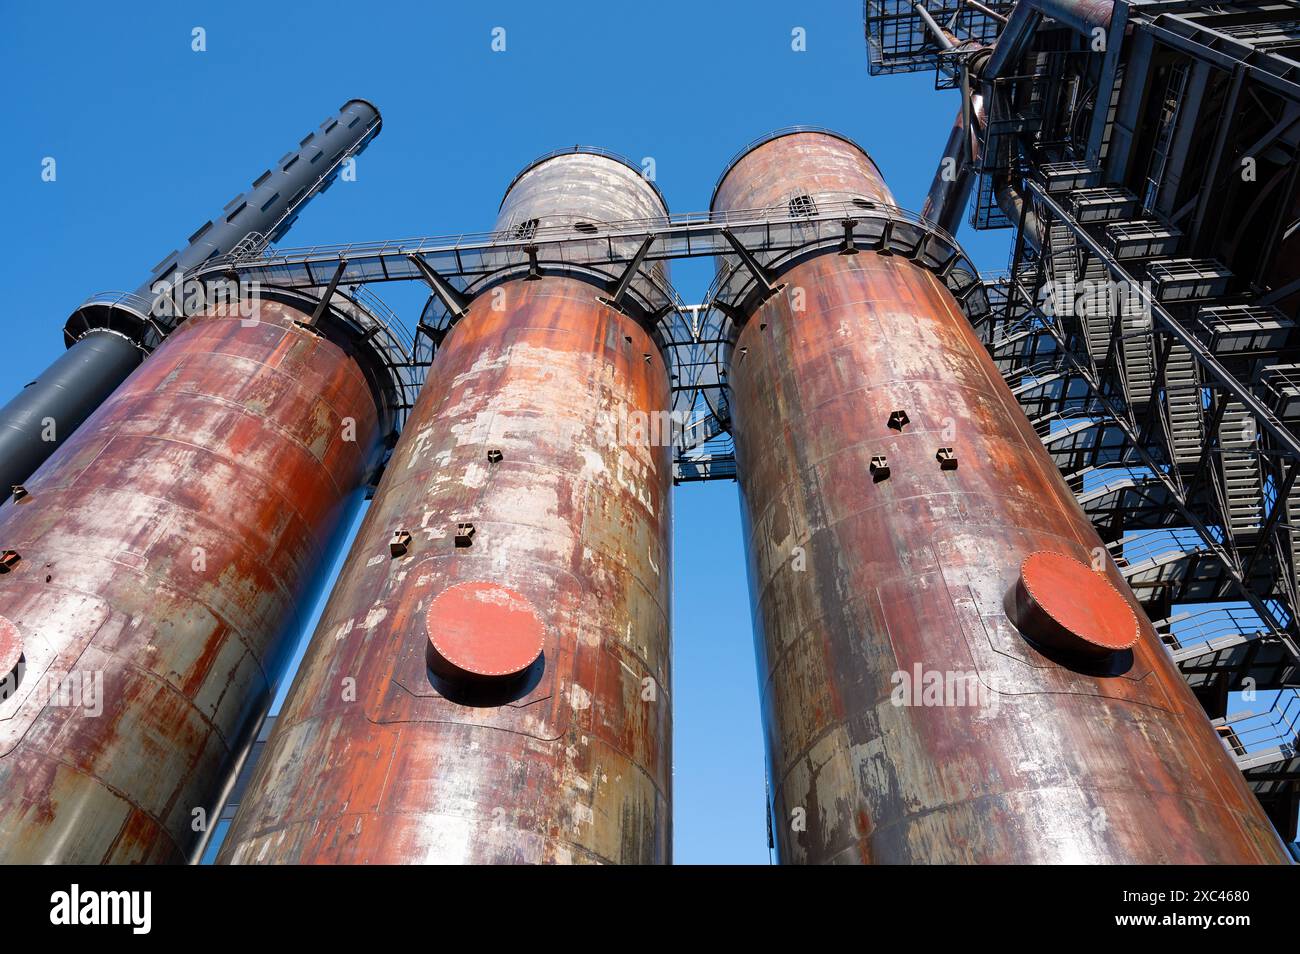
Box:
0;299;382;862
219;151;673;864
714;130;1290;864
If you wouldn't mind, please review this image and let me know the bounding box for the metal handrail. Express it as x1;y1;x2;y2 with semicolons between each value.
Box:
1110;527;1209;567
1228;691;1300;753
1156;606;1274;650
78;290;156;313
196;197;966;277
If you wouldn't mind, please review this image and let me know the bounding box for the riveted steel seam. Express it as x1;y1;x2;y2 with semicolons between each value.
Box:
10;754;189;855
229;736;671;839
759;522;1112;696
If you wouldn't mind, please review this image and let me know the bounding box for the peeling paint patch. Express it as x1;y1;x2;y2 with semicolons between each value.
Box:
567;684;592;711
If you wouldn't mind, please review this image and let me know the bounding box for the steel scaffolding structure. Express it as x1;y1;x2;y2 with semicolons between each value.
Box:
862;0;1300;847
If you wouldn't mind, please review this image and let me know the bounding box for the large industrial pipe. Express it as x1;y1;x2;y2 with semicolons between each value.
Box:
219;150;673;864
914;0;1117;241
713;130;1290;863
0;99;381;503
920;98;982;235
0;294;385;862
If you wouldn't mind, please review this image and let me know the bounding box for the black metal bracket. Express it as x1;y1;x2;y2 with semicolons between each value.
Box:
720;228;779;296
878;219;895;256
839;219;860;255
309;259;349;325
711;299;748;326
408;254;471;322
169;272;186;327
601;234;657;309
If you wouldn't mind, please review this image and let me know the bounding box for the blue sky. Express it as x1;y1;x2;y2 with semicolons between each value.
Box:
2;1;1015;864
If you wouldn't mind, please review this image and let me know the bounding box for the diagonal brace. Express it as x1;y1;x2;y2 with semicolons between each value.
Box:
720;228;779;296
309;259;349;324
604;234;657;308
407;254;471;321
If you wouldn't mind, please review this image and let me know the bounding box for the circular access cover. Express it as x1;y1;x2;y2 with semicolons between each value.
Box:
425;582;544;682
0;615;22;681
1012;551;1140;658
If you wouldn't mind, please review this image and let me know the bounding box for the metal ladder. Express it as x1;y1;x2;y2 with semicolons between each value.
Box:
1219;400;1264;534
1163;343;1203;466
1287;492;1300;596
1078;257;1114;365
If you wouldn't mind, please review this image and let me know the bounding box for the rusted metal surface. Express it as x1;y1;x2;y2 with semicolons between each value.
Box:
500;149;668;227
715;130;1290;863
1011;551;1140;657
713;130;893;212
424;581;545;682
220;153;673;865
0;616;21;683
0;300;380;863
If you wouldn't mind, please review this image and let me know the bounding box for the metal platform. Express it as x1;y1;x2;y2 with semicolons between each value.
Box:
168;196;989;489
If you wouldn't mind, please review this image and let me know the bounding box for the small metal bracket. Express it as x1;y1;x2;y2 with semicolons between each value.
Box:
166;271;187;328
870;455;891;481
415;322;449;350
455;523;476;548
524;245;542;281
888;410;910;431
936;447;958;470
487;449;503;464
10;485;28;502
389;529;412;558
840;219;860;255
711;299;748;326
877;219;895;256
0;550;20;573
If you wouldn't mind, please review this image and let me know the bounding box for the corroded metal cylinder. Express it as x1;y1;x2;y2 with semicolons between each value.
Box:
0;299;382;862
715;130;1289;864
220;150;673;864
0;99;384;506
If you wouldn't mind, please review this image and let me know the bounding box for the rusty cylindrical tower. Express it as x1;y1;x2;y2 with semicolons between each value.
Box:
219;149;673;864
0;288;397;862
713;129;1290;864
